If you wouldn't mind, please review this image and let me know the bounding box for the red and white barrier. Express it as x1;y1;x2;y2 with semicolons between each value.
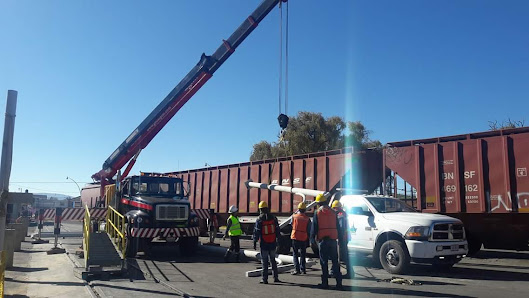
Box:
41;208;107;221
41;208;209;221
130;227;200;238
192;209;210;219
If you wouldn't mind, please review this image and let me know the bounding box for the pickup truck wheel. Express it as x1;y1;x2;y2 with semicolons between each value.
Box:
379;240;410;274
180;236;198;256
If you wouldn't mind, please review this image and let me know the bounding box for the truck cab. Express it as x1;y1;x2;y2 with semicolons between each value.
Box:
117;175;200;256
340;194;468;274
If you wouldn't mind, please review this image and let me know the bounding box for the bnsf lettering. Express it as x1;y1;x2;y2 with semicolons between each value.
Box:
293;178;301;185
281;179;290;185
464;171;476;179
442;172;454;180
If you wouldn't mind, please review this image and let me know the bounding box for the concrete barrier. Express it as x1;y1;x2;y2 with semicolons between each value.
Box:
9;223;26;251
3;229;16;268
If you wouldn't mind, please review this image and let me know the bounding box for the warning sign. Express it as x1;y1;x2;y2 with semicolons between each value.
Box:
517;168;527;177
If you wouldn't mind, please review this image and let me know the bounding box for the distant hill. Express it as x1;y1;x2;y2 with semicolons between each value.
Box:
34;193;72;200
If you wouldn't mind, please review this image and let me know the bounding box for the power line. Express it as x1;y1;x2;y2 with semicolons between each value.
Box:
9;182;92;184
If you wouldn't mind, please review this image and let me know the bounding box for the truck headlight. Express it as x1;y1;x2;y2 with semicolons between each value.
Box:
405;226;430;241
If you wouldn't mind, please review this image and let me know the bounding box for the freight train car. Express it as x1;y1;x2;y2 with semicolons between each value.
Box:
166;147;383;233
384;127;529;254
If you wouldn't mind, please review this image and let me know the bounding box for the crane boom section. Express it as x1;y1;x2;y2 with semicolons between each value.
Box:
93;0;283;181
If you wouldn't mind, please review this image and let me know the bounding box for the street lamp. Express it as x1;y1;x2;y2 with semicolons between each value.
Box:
66;176;81;196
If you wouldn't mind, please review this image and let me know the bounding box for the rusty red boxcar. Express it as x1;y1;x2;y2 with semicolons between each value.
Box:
384;127;529;253
167;147;383;231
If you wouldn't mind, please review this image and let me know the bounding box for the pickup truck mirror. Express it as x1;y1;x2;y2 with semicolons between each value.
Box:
351;207;373;217
351;207;364;215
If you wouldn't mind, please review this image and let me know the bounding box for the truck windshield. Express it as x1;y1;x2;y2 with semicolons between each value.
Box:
366;197;416;213
131;177;183;197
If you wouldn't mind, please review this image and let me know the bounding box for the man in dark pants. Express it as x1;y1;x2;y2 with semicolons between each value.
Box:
332;200;354;279
290;202;311;275
253;201;280;284
310;194;343;290
223;205;242;262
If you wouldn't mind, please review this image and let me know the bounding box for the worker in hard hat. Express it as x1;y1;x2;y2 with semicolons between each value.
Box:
310;194;343;290
223;205;242;262
331;200;354;279
253;201;280;284
290;201;311;275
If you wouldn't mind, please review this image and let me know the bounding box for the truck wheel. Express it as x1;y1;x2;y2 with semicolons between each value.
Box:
180;236;198;256
379;240;410;274
467;238;482;256
277;235;292;255
125;236;138;258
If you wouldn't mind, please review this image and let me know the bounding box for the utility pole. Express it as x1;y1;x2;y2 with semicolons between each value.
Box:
0;90;18;250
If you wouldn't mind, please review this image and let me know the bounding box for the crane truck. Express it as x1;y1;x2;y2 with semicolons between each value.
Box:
83;0;289;257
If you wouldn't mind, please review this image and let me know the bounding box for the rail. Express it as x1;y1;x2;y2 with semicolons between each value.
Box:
83;205;91;270
0;250;5;297
106;205;126;258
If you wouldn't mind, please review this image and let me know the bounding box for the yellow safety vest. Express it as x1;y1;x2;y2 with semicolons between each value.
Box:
228;215;243;236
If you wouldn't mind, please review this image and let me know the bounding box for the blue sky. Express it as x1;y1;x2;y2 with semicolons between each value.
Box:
1;0;528;196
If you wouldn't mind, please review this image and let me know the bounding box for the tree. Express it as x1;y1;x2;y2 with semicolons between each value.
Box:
249;111;381;161
488;119;525;130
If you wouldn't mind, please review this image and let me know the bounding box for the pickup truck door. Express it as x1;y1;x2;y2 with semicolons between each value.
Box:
346;201;376;250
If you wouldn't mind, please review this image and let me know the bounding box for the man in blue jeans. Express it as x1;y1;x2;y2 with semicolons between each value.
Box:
290;202;311;275
253;201;281;284
310;194;343;290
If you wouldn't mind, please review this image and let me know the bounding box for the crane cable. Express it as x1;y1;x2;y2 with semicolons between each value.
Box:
277;1;289;139
270;1;291;186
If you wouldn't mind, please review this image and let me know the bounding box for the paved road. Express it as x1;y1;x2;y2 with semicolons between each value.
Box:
55;222;529;297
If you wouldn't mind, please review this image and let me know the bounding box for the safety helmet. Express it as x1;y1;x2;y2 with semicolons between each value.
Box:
258;201;268;209
228;205;238;213
315;194;327;203
298;202;307;210
331;200;342;208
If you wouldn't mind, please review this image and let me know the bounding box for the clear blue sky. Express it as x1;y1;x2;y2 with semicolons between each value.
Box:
1;0;528;196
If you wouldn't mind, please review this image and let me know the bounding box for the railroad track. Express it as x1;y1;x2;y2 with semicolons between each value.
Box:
127;258;194;297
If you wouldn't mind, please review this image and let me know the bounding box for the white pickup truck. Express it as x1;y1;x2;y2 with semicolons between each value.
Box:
339;194;468;274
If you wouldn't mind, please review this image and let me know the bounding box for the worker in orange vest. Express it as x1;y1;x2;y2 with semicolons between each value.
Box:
310;194;343;290
253;201;280;284
290;201;311;275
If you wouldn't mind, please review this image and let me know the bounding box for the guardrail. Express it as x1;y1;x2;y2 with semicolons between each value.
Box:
106;206;126;258
83;205;91;270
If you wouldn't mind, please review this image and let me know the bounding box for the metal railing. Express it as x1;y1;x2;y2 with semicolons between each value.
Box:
83;205;91;270
106;205;126;258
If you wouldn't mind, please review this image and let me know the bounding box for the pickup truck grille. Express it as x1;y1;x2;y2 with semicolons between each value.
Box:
156;205;188;221
431;223;465;241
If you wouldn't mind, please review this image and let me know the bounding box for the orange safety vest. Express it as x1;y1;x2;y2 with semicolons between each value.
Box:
261;219;276;243
316;207;338;240
291;213;310;241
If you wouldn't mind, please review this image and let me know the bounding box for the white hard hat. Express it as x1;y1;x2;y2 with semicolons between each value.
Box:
229;205;238;214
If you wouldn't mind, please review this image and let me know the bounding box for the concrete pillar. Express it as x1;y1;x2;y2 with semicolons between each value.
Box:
3;228;16;268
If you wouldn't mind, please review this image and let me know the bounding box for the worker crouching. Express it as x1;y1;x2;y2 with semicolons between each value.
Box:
223;205;242;262
253;201;280;284
290;202;311;275
310;194;343;290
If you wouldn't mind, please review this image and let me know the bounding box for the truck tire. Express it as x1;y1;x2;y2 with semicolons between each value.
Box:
379;240;410;274
180;236;198;256
277;234;292;255
467;238;482;256
125;235;138;258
